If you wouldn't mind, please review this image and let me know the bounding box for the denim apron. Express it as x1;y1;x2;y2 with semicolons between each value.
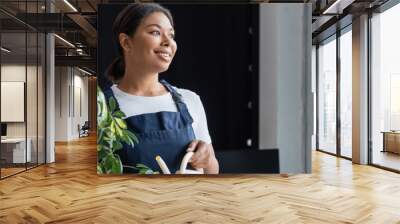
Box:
103;80;196;173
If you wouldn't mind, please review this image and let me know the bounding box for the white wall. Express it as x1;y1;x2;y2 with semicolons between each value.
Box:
54;66;69;141
71;71;89;139
54;67;89;141
259;3;312;173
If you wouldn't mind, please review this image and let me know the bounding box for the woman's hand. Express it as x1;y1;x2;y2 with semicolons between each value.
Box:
186;140;219;174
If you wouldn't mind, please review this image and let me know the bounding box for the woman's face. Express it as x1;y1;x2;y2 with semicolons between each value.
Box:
122;12;177;73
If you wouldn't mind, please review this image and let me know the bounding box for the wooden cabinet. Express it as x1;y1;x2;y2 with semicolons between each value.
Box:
382;132;400;154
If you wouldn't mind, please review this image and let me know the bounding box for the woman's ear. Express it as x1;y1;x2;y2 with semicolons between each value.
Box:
119;33;131;52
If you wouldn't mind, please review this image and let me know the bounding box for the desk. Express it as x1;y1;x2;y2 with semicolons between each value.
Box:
381;131;400;154
1;138;31;163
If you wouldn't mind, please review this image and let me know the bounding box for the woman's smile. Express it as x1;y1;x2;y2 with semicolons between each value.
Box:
154;49;172;62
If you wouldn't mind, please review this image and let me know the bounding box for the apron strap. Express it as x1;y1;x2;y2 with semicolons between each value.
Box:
160;79;194;125
102;87;121;112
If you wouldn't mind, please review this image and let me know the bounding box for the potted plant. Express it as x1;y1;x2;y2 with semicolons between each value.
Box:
97;86;157;174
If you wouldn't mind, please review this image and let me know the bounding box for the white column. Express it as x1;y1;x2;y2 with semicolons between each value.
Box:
46;1;55;163
352;14;369;164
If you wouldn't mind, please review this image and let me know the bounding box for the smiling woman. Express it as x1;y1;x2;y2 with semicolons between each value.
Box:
99;3;219;175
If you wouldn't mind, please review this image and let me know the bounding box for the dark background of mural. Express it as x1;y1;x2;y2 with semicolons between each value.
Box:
98;4;260;152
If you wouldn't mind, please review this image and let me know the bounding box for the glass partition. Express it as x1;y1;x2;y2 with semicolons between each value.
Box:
371;3;400;171
27;30;38;169
339;28;352;158
1;31;28;177
0;1;46;179
317;35;337;155
26;0;45;170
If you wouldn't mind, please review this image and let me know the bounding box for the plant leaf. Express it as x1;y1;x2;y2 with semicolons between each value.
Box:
98;148;108;161
112;140;123;151
103;154;122;174
97;164;104;174
97;128;105;144
110;121;116;135
120;131;134;147
108;96;117;112
111;157;123;174
113;110;125;119
115;124;124;138
136;163;151;169
115;118;127;129
124;129;139;144
145;169;154;174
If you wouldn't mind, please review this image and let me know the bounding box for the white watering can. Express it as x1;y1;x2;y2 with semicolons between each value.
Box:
155;151;204;174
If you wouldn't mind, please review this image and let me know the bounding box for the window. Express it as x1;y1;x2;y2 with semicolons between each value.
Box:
371;2;400;171
340;28;352;158
318;36;337;155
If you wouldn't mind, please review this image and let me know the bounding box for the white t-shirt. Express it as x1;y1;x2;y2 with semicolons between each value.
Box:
111;85;212;144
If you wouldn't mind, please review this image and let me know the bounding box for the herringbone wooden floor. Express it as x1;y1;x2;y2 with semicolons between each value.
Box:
1;135;400;224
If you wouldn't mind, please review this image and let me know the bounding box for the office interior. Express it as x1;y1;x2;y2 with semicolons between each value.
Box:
0;0;399;222
313;0;400;172
0;0;97;179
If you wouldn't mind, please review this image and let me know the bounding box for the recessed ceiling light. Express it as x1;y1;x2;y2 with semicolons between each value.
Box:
77;67;92;76
323;0;345;15
63;0;78;12
54;34;75;48
1;47;11;53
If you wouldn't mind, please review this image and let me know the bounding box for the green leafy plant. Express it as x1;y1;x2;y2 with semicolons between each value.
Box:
97;86;158;174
